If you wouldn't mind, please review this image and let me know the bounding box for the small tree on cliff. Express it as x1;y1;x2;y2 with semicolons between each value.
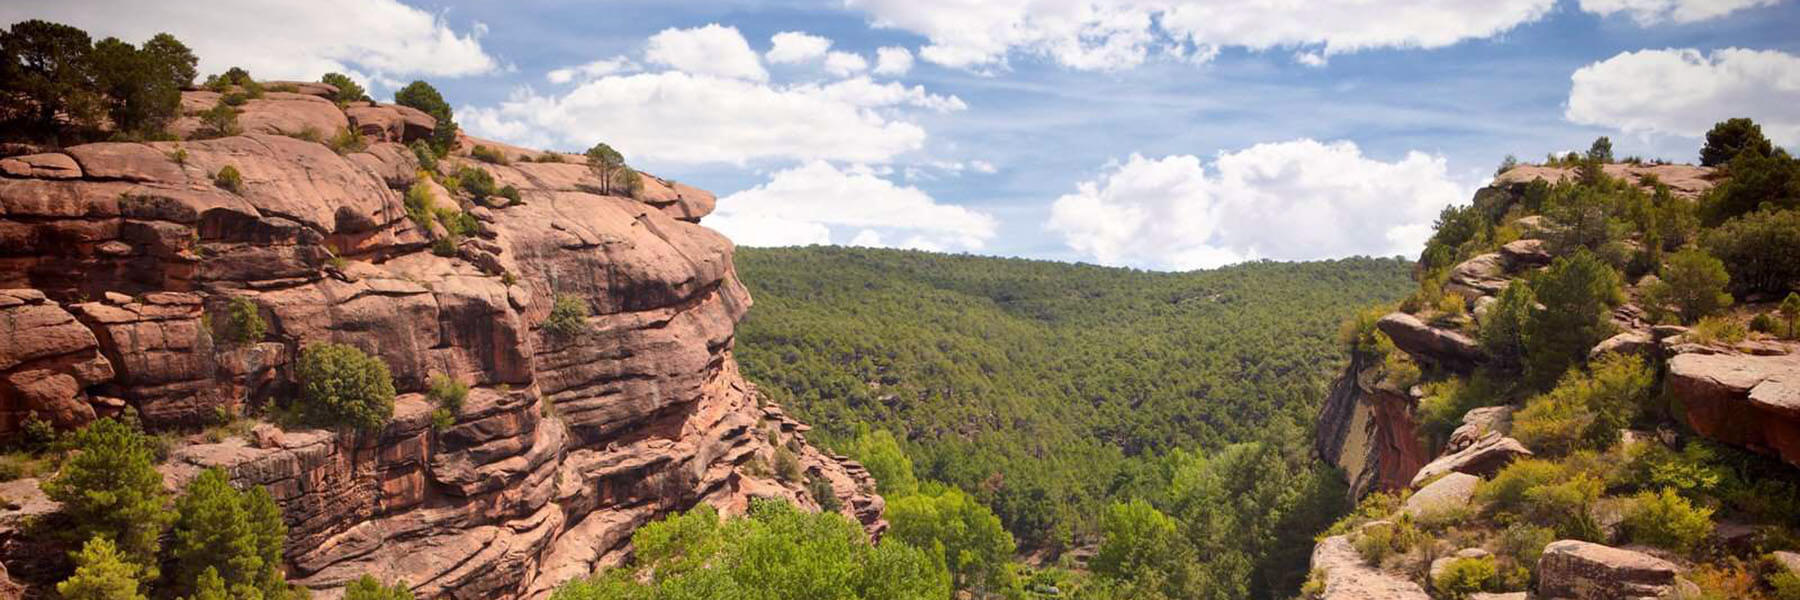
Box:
585;142;625;195
1781;292;1800;339
40;417;173;579
1700;118;1774;167
1522;250;1624;389
296;342;396;431
345;574;415;600
1643;248;1732;324
1586;136;1613;164
320;72;367;105
56;537;147;600
170;468;295;599
394;80;457;155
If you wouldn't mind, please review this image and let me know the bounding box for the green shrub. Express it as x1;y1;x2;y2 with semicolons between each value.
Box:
1416;374;1509;450
410;140;438;172
320;72;366;105
296;343;396;431
498;184;521;205
345;574;415;600
1702;150;1799;225
403;184;436;231
225;296;265;344
1644;249;1733;324
198;100;240;138
213;165;243;194
1523;474;1604;540
1784;293;1800;339
1689;315;1748;345
221;92;246;106
1352;517;1425;566
56;537;145;600
426;373;467;430
805;472;841;512
1619;441;1726;498
1339;305;1392;358
1701;118;1775;167
1522;250;1624;389
1433;556;1497;600
543;294;589;337
1752;312;1781;334
457;166;497;199
1622;488;1714;553
773;446;802;482
1770;562;1800;600
430;235;458;257
1479;458;1571;514
328;127;366;155
40;418;173;577
1480;281;1535;371
1513;353;1652;455
1496;523;1556;578
471;144;510;165
1702;209;1800;297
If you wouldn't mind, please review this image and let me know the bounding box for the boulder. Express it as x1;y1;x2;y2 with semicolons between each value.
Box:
1536;540;1683;600
1447;406;1514;450
1403;472;1478;517
1499;239;1551;269
1411;434;1530;487
0;153;81;179
1377;312;1486;372
0;289;114;433
1668;349;1800;468
1309;535;1431;600
1590;331;1653;360
1446;253;1510;299
1496;163;1716;199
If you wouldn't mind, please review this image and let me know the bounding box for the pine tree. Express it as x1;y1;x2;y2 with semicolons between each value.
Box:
1781;292;1800;339
189;567;231;600
40;417;173;578
170;468;294;599
57;537;147;600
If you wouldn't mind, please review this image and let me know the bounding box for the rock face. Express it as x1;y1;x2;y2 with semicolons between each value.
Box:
0;91;864;599
1495;163;1716;199
1411;406;1530;487
1536;540;1684;600
1401;472;1478;518
1314;353;1429;499
1668;348;1800;468
1377;312;1485;372
1308;534;1431;600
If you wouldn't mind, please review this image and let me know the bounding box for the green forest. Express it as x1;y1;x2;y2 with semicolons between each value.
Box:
731;247;1415;595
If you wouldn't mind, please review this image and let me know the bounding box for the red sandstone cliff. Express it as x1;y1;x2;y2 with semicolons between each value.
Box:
0;82;882;598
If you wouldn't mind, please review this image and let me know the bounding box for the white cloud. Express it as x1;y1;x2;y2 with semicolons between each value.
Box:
546;56;637;84
461;73;963;165
644;24;768;82
843;0;1557;71
1578;0;1779;24
1046;140;1469;270
1295;51;1328;67
874;46;916;76
768;31;833;63
0;0;497;82
969;160;998;174
825;51;871;77
710;161;998;250
1567;48;1800;146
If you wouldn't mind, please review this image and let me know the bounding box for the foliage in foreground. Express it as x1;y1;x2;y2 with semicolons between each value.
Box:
549;500;950;600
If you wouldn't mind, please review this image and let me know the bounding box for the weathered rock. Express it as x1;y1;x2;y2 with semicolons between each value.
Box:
1590;331;1653;360
1412;434;1531;487
1469;593;1528;600
1377;312;1486;372
1669;349;1800;468
1446;253;1510;299
171;91;351;139
1773;551;1800;578
0;100;877;599
1309;534;1431;600
1499;239;1551;268
0;290;114;433
0;153;81;179
1316;354;1428;500
1496;163;1716;199
1537;540;1683;600
1403;472;1478;517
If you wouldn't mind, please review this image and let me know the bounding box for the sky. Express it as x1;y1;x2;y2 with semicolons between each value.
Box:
8;0;1799;270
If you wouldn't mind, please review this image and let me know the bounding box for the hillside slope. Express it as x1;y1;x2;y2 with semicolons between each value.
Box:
734;247;1414;549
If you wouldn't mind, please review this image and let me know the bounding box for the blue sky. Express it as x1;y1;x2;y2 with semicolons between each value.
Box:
13;0;1800;269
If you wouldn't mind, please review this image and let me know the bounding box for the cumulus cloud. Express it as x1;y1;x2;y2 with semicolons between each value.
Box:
874;46;916;76
709;162;998;250
1578;0;1780;24
1567;48;1800;146
461;74;963;165
1046;140;1469;270
546;56;637;84
767;31;833;63
825;51;871;77
0;0;497;82
644;24;768;81
844;0;1557;71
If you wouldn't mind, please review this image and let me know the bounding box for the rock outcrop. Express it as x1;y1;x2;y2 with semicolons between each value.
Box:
1308;534;1431;600
1314;353;1429;499
1536;540;1688;600
0;91;880;598
1377;313;1485;372
1668;348;1800;468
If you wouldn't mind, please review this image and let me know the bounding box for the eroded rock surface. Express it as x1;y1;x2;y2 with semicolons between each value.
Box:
1309;534;1430;600
1536;540;1685;600
1315;354;1428;499
0;92;875;599
1669;348;1800;468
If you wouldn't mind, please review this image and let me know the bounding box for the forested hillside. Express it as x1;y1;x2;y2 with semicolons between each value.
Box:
734;248;1413;555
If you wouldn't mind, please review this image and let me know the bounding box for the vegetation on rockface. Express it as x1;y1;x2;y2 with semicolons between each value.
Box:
320;72;368;105
295;342;397;431
550;500;951;600
169;468;297;599
735;248;1409;597
584;142;643;198
1330;121;1800;599
544;294;591;338
345;574;416;600
0;20;197;143
40;417;173;577
394;80;458;156
427;373;469;430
